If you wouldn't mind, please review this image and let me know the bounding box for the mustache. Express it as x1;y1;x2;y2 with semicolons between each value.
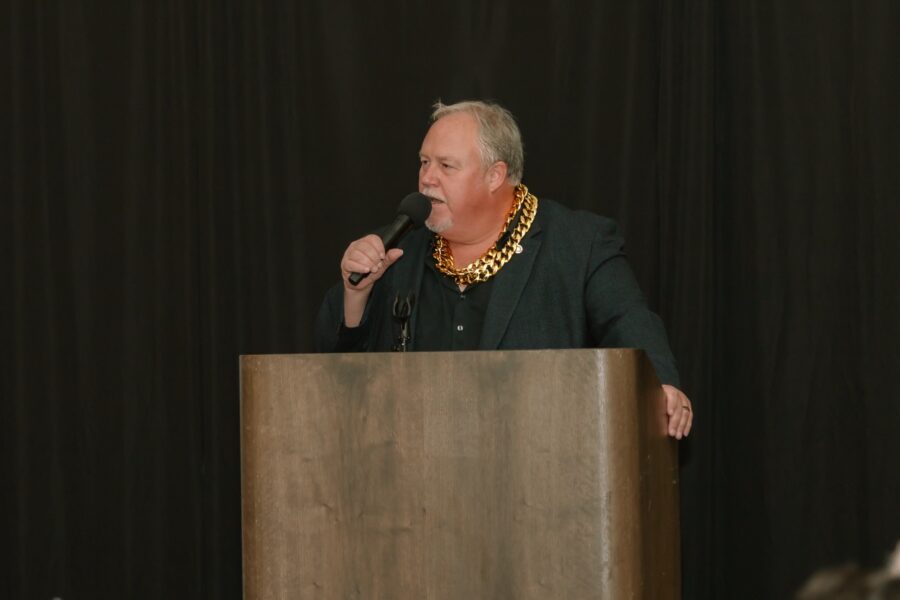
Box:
421;191;446;203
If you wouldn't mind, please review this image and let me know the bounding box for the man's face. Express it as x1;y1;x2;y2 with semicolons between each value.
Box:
418;113;493;239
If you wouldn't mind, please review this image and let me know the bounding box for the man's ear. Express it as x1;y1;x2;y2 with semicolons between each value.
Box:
487;162;508;193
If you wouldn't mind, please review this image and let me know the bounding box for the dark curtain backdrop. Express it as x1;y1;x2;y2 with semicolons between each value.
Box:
3;1;898;598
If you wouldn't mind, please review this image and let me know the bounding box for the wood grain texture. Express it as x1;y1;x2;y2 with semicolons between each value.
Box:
241;349;679;599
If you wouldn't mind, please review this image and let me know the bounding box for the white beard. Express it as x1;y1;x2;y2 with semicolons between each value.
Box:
425;216;453;234
422;191;452;233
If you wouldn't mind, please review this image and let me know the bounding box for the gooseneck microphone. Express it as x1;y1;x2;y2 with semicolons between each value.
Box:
348;192;432;286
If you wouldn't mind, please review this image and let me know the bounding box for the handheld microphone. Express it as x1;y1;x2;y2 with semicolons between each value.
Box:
348;192;432;286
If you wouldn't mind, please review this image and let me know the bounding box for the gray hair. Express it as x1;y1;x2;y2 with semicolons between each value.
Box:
431;100;524;185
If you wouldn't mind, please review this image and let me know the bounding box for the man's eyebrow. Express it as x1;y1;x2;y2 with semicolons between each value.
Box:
433;155;460;164
419;150;454;159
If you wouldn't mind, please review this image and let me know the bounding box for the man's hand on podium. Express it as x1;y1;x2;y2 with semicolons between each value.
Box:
663;384;693;440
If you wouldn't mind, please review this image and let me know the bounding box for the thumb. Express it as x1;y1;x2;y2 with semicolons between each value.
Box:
384;248;404;267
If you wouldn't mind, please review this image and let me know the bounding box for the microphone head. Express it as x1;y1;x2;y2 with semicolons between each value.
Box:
397;192;432;227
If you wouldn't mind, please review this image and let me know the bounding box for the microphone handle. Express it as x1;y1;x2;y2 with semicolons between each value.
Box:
348;270;367;286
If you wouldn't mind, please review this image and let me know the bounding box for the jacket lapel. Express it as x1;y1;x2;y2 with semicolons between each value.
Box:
479;222;543;349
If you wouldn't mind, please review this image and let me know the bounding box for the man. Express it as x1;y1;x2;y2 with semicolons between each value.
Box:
315;100;693;439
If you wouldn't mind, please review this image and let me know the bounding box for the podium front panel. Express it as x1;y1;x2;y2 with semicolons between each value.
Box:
241;349;679;599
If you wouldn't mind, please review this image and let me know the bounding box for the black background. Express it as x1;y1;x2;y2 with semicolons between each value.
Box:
3;2;899;598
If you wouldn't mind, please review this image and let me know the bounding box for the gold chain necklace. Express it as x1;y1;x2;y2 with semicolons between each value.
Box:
432;184;539;286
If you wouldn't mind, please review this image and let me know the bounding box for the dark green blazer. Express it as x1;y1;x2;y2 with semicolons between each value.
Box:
315;198;680;386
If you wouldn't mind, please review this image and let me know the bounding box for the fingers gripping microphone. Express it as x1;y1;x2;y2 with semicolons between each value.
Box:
348;192;432;286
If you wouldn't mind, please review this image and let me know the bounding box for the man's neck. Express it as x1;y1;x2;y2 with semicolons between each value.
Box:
447;186;516;266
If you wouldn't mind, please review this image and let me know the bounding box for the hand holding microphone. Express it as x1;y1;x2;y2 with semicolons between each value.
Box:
341;192;432;291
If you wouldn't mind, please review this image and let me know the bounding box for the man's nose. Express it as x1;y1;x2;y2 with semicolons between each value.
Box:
419;162;437;186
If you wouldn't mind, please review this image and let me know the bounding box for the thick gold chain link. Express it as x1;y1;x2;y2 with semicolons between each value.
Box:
432;184;539;286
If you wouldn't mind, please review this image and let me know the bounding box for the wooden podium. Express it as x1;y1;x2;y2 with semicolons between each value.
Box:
240;349;680;599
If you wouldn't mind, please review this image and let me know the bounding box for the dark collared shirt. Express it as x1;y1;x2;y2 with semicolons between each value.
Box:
413;258;494;351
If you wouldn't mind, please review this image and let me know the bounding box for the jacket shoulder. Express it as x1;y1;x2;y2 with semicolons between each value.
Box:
535;197;622;242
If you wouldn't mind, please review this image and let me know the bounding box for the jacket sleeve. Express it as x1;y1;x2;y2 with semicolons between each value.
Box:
584;218;681;387
313;283;378;353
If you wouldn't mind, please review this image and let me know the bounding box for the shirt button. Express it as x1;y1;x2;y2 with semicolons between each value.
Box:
456;325;464;332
